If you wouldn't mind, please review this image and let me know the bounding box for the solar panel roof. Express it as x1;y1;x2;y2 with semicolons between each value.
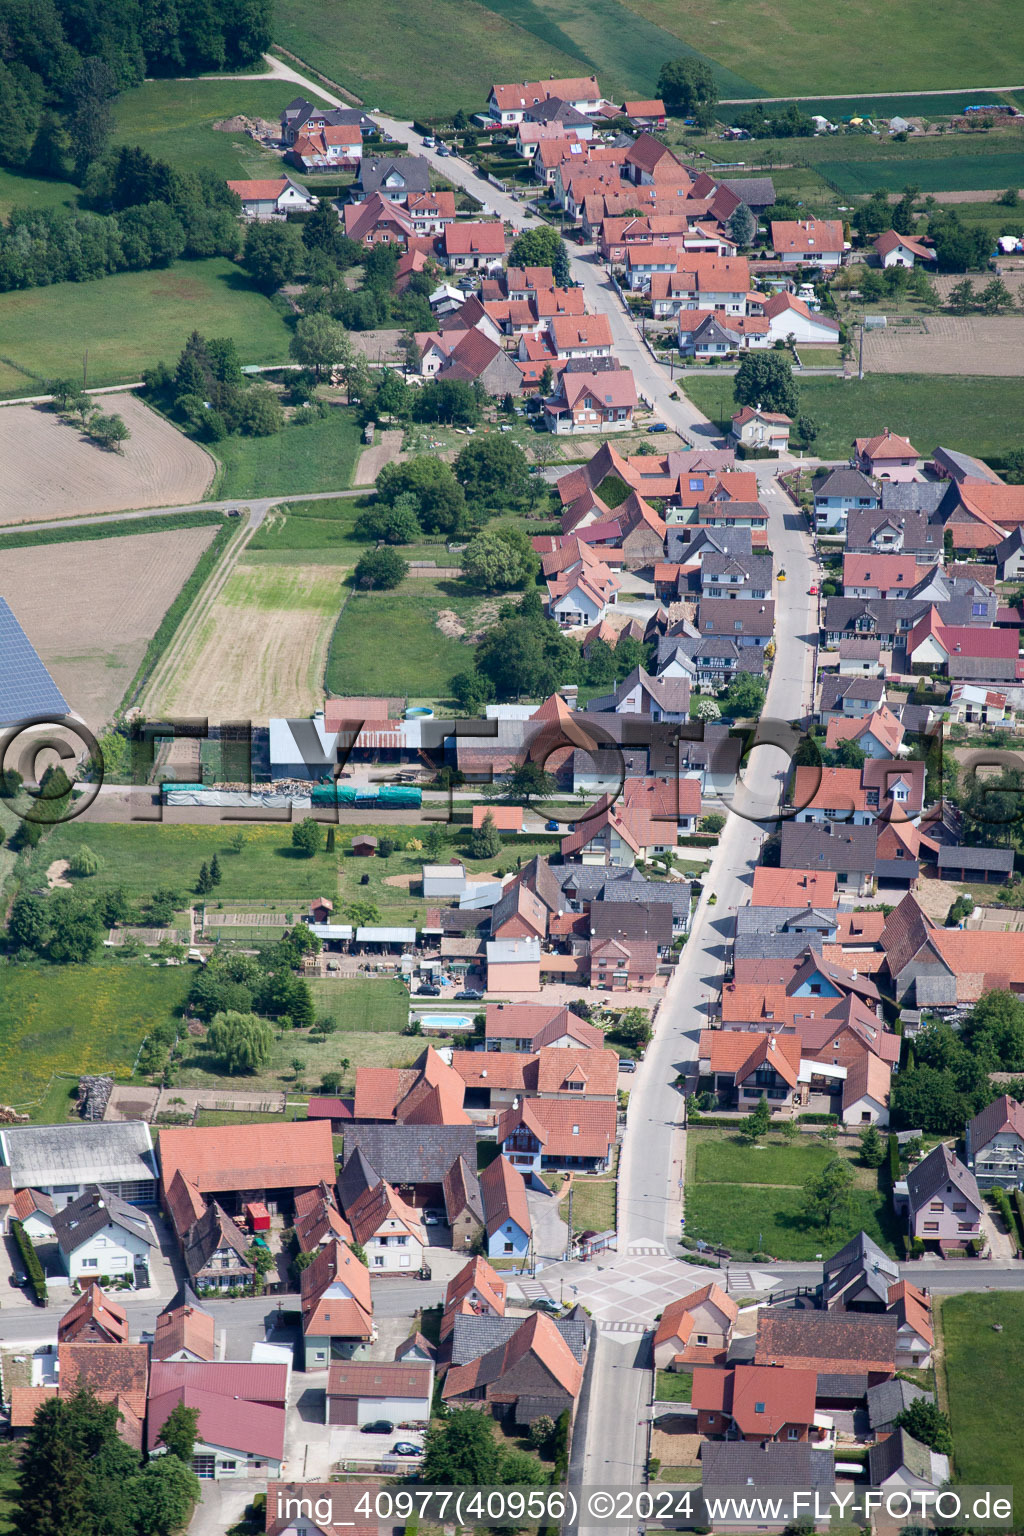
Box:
0;598;70;726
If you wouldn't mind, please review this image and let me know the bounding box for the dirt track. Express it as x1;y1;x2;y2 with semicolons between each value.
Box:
0;525;219;729
0;393;213;524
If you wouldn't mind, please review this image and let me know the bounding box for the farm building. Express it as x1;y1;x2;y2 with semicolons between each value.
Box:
0;1123;158;1206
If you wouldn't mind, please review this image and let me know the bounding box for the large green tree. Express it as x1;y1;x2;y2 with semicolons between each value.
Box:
800;1157;855;1236
462;524;539;591
47;891;103;964
733;352;798;416
455;436;531;511
508;224;571;286
354;547;408;589
422;1408;502;1484
656;58;719;124
206;1010;274;1075
242;221;300;293
289;312;351;377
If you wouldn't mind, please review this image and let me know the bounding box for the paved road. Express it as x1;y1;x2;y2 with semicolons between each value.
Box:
721;84;1024;104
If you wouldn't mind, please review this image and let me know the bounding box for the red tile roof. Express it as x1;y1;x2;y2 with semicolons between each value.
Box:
300;1239;374;1339
693;1363;817;1436
750;867;837;908
57;1283;128;1344
445;1255;507;1314
855;428;919;461
327;1360;433;1400
655;1283;737;1347
9;1386;57;1428
152;1299;216;1362
159;1121;334;1197
497;1097;616;1158
479;1155;532;1239
443;1310;582;1402
58;1344;148;1441
443;222;506;256
771;218;844;255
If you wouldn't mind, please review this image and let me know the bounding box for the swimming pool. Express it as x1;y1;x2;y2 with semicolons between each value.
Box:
415;1014;475;1032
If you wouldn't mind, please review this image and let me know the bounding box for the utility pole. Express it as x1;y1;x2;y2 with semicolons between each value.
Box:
565;1182;574;1262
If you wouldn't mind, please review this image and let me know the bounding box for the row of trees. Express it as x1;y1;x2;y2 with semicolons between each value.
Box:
0;147;241;293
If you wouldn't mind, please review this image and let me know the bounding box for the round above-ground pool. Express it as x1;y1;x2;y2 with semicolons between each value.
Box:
404;705;434;719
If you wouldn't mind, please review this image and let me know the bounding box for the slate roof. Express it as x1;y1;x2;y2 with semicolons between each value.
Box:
906;1142;982;1213
937;844;1014;873
866;1377;933;1431
450;1312;588;1366
359;155;431;195
815;1371;869;1399
336;1147;380;1213
52;1184;157;1257
868;1428;944;1487
779;821;879;875
813;468;878;501
0;597;70;725
700;1440;835;1492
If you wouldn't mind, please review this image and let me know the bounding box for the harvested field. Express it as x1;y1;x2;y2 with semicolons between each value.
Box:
0;524;219;729
864;315;1024;376
0;394;213;524
149;558;348;720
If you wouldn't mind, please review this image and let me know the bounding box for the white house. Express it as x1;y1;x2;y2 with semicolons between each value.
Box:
225;175;316;220
13;1188;56;1244
348;1180;427;1273
873;231;936;269
762;292;841;345
52;1185;157;1283
730;405;791;453
840;1056;891;1129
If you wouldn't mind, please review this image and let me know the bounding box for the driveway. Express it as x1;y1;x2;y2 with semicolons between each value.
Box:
527;1182;569;1265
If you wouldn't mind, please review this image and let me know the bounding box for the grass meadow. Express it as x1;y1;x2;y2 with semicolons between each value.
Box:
274;0;1020;118
326;578;483;699
209;409;362;499
941;1292;1024;1506
683;374;1024;463
0;259;291;388
683;1128;898;1260
0;962;189;1107
248;496;376;556
820;149;1024;195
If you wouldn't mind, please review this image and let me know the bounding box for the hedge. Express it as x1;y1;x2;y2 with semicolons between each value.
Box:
0;508;223;553
796;1112;838;1125
677;834;720;848
888;1132;901;1188
1012;1188;1024;1252
11;1219;47;1304
992;1186;1024;1252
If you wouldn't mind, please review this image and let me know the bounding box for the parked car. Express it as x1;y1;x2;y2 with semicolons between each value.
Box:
809;585;819;595
392;1442;420;1456
422;1209;446;1225
619;1058;637;1074
437;145;452;157
455;989;483;1001
416;984;441;996
545;819;560;831
423;136;436;147
362;1421;394;1434
777;570;786;581
534;1297;561;1314
647;422;668;433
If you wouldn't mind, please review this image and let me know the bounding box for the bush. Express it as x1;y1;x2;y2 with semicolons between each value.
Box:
11;1220;47;1304
888;1132;901;1188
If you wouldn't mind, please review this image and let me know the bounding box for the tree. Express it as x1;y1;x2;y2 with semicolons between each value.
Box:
156;1402;199;1464
539;362;554;395
728;203;756;249
8;893;48;952
462;524;539;590
656;58;719;123
195;862;213;895
733;351;798;416
47;892;102;964
694;697;721;722
12;1386;137;1536
894;1398;953;1454
377;836;396;859
859;1124;886;1167
414;378;479;426
948;278;976;315
292;818;324;857
131;1454;200;1536
375;369;411;420
237;385;284;437
354;494;420;545
700;812;726;835
346;900;381;926
301;198;355;262
242;221;300;293
244;1241;276;1291
48;377;90;413
455;436;531;510
528;1414;555;1450
289;312;350;377
470;811;503;859
68;846;102;877
739;1094;772;1142
422;824;449;859
980;277;1013;314
422;1408;502;1484
892;183;919;236
209;852;222;886
207;1011;273;1074
508;224;571;286
801;1157;855;1235
722;672;768;717
354;548;408;589
614;1006;652;1047
507;762;557;804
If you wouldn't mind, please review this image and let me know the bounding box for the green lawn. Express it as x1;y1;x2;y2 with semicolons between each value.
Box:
177;1021;424;1092
325;578;483;700
0;259;291;388
307;977;410;1031
683;374;1024;463
0;962;188;1106
111;78;328;179
820;149;1024;195
564;1177;616;1233
684;1128;899;1260
275;0;1019;115
656;1371;692;1403
28;823;343;904
0;165;78;220
248;496;376;554
941;1292;1024;1507
209;409;362;499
